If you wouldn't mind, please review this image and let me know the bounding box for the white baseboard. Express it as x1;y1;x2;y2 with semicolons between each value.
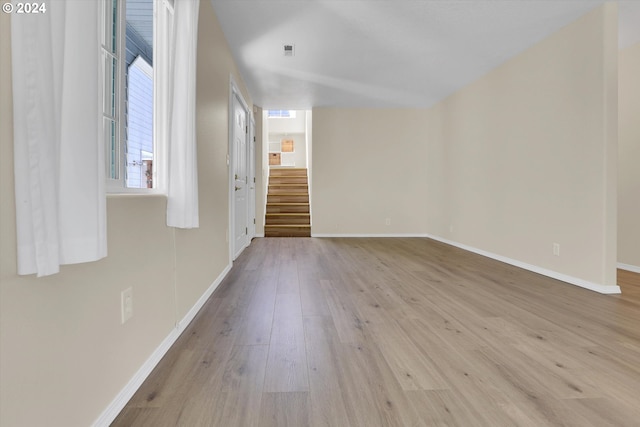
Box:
312;233;430;238
254;233;265;238
177;264;231;329
92;327;181;427
92;263;232;427
618;263;640;273
425;234;620;295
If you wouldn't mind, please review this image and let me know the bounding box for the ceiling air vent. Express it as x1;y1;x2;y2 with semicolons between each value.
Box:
283;44;295;57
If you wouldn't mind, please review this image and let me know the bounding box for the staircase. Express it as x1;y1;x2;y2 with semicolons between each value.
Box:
265;168;311;237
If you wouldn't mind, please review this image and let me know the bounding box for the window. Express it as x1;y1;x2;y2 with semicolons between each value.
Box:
101;0;120;182
126;57;154;188
268;110;297;119
103;0;171;192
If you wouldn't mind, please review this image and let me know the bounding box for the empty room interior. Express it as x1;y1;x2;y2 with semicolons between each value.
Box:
1;0;639;426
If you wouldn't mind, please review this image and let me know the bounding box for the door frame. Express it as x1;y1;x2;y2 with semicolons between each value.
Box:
248;115;256;241
228;75;252;263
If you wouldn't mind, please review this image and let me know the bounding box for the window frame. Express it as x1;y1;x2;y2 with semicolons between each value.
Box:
104;0;169;195
101;0;121;187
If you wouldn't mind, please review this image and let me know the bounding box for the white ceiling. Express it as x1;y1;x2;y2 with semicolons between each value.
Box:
209;0;640;109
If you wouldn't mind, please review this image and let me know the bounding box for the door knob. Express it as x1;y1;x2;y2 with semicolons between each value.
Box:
235;186;241;191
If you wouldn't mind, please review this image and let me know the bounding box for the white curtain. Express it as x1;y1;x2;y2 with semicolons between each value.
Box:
11;0;106;277
166;0;200;229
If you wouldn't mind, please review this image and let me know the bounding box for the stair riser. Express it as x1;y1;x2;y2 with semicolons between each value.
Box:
266;217;310;225
270;169;307;177
267;169;310;237
268;186;308;193
269;183;308;188
267;195;309;203
269;177;308;184
266;205;310;214
265;228;311;237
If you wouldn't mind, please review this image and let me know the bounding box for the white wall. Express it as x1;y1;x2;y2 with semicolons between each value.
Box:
268;110;307;168
312;108;428;235
306;111;314;223
0;2;253;425
311;4;619;291
268;110;306;133
255;107;265;237
425;3;618;288
618;42;640;270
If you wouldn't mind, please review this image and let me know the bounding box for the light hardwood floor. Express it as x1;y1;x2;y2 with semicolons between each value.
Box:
112;238;640;426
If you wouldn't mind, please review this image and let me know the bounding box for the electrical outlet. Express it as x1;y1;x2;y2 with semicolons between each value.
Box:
553;243;560;257
385;218;391;226
121;287;133;324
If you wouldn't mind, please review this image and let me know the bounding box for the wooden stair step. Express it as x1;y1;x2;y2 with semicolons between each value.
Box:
265;218;311;227
265;213;310;225
267;194;309;203
264;224;311;237
267;168;310;236
269;185;308;189
268;186;309;194
269;168;307;177
265;214;310;217
264;231;311;237
269;176;308;184
266;203;310;213
267;192;308;195
265;224;311;228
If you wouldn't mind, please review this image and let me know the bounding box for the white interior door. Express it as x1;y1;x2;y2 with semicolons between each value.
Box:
233;94;248;258
248;118;256;240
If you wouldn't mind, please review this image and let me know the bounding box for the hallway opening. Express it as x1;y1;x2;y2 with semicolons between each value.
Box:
262;110;312;237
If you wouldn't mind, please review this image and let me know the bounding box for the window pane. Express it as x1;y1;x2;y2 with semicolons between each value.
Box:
103;0;117;54
103;53;117;118
104;117;119;180
268;110;296;118
102;0;119;182
125;57;153;188
125;0;154;189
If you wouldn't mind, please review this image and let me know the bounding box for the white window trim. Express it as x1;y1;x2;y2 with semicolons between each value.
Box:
105;0;169;195
105;0;126;193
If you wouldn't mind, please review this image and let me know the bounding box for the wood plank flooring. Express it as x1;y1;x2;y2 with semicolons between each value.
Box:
112;238;640;426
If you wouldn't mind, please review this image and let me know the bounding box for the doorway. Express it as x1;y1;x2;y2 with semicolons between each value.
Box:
262;110;313;237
